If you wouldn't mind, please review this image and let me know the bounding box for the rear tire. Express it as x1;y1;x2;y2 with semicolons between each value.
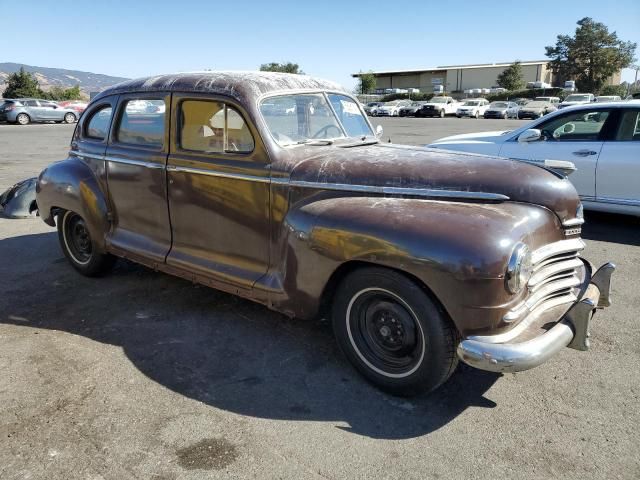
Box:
57;210;116;276
332;267;459;396
16;113;30;125
64;112;76;124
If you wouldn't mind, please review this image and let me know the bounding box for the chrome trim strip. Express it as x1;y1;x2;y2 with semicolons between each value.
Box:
286;180;510;201
70;151;103;161
593;196;640;207
531;238;585;265
71;151;509;201
562;218;585;227
167;165;271;183
105;156;165;169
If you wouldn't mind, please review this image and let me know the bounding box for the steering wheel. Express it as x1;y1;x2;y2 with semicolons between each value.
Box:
312;124;342;139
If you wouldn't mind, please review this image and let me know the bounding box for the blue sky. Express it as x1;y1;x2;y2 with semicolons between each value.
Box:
3;0;639;89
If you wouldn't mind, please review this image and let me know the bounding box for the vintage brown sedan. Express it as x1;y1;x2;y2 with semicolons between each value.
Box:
36;72;615;395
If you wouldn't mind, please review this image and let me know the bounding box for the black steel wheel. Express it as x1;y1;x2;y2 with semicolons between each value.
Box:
57;210;116;276
332;267;459;396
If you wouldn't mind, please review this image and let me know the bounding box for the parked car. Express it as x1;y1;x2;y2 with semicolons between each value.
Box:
483;101;519;119
513;98;531;106
558;93;595;109
517;100;557;119
0;98;78;125
535;96;561;106
456;98;489;118
364;102;384;116
36;71;614;395
595;95;622;102
415;96;460;118
58;100;89;115
376;100;411;117
428;101;640;216
398;101;428;117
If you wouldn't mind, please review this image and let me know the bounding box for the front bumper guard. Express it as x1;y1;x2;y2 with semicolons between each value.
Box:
457;262;615;373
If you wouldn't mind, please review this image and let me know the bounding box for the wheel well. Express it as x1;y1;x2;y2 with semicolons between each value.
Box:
318;260;454;327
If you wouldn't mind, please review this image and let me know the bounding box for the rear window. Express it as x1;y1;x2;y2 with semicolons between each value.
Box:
85;106;113;140
116;99;165;147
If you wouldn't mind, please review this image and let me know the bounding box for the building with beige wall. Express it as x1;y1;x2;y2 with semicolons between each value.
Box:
353;60;619;93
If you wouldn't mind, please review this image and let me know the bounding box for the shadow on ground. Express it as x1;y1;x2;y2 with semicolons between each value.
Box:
2;212;636;438
581;211;640;246
0;231;506;439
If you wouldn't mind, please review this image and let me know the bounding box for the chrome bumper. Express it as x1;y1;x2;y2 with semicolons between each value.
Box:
457;261;615;373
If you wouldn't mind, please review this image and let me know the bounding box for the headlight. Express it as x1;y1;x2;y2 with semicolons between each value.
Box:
506;243;533;294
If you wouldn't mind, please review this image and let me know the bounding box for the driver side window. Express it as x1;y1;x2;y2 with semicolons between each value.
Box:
538;109;611;141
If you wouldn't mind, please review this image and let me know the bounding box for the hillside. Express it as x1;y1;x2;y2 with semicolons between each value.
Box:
0;62;129;97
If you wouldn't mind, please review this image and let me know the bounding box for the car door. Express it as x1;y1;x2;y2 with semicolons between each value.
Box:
595;107;640;207
499;107;615;200
104;93;172;264
70;97;118;216
38;101;59;120
166;93;271;289
23;99;43;120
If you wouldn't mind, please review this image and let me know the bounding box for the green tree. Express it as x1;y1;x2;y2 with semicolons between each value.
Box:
545;17;637;93
496;61;524;91
259;62;304;74
598;84;627;97
356;71;377;94
2;67;41;98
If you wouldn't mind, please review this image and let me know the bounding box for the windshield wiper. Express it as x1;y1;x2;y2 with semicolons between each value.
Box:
296;139;334;146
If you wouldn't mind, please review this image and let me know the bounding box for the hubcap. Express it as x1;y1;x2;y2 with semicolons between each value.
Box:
346;288;425;378
63;212;92;264
18;114;28;125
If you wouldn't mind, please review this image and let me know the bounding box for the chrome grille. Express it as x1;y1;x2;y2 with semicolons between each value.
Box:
504;238;585;323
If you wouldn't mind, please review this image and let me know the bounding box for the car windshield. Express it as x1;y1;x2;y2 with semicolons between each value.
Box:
565;94;590;102
463;100;480;106
525;101;547;108
490;102;508;108
260;93;373;146
430;97;448;104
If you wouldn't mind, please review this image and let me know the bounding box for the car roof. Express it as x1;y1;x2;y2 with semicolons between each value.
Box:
93;71;345;104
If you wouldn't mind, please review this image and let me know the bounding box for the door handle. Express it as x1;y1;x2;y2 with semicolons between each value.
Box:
572;150;597;157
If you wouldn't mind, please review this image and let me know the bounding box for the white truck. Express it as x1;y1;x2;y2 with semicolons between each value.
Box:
416;96;460;118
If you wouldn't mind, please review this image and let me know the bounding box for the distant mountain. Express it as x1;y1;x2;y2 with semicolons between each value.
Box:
0;62;129;96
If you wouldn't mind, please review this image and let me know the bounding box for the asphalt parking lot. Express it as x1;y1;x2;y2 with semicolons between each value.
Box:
1;119;639;480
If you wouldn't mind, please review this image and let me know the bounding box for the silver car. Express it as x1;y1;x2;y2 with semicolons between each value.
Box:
0;98;78;125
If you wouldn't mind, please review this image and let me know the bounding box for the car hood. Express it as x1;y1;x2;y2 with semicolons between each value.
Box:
288;143;579;223
486;107;507;112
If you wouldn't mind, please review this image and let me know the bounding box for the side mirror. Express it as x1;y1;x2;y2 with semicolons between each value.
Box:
518;129;542;143
375;125;384;138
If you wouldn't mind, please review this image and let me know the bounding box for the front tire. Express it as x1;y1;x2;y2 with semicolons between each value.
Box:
57;210;116;276
332;267;459;396
474;110;479;119
16;113;30;125
439;109;445;118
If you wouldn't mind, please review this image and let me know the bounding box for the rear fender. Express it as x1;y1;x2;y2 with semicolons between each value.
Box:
36;157;110;250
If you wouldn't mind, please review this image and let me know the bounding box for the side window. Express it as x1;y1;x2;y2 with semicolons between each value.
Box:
85;106;113;140
615;110;640;141
24;100;38;107
179;100;254;154
115;99;165;147
539;109;611;141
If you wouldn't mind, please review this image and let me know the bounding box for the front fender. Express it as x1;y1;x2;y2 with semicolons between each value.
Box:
277;195;564;336
36;157;110;251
